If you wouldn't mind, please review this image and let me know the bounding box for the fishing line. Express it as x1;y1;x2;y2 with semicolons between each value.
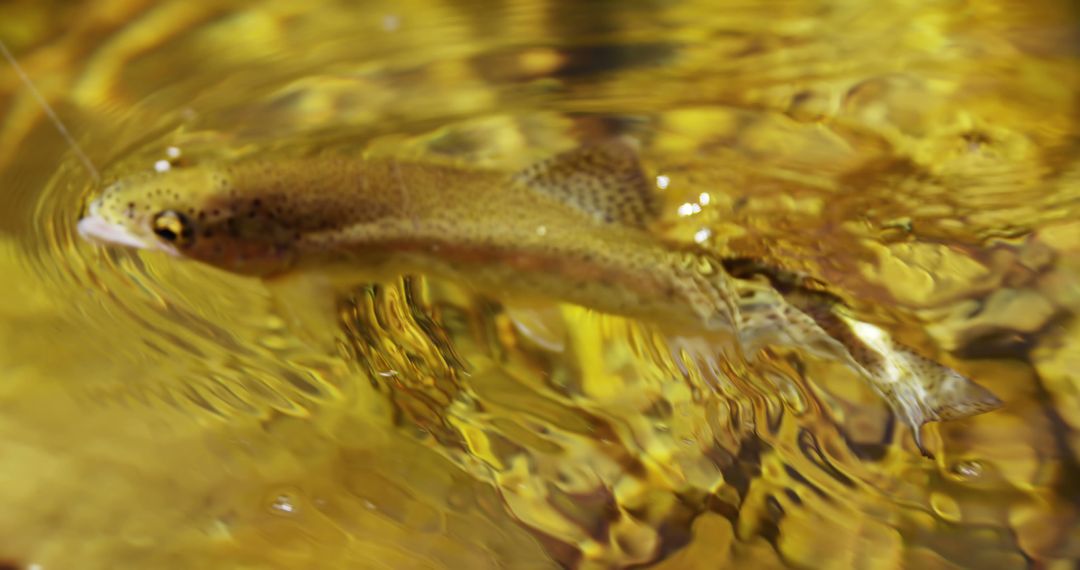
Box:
0;39;100;181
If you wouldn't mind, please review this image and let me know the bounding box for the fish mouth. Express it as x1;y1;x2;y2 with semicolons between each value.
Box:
76;202;179;256
77;214;150;250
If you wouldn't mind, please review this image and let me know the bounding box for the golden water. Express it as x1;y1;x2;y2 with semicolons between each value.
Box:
1;0;1079;568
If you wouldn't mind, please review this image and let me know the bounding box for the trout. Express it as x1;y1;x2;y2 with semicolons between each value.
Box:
76;141;1000;453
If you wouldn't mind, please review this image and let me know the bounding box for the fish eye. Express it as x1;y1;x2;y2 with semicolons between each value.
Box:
152;210;195;247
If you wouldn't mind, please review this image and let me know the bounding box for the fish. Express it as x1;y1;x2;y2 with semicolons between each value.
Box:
76;140;1001;455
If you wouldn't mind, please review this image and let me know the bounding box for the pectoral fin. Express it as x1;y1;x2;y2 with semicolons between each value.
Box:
512;139;660;228
263;272;345;352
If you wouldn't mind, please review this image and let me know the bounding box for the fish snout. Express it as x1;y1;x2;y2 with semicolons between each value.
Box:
76;196;155;251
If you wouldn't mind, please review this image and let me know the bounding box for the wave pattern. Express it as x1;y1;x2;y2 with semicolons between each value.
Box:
0;0;1077;568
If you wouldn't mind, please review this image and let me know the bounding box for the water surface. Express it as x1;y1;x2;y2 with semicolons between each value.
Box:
1;0;1079;568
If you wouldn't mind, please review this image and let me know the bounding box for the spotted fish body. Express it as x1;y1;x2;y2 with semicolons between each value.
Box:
77;141;1000;453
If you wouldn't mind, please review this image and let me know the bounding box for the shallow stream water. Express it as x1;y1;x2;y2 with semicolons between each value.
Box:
1;1;1079;568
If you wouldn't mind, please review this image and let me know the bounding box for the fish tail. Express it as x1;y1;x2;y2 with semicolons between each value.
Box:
799;299;1001;455
721;258;1001;455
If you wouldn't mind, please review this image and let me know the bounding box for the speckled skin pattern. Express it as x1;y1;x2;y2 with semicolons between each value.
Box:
86;142;1000;451
91;144;739;327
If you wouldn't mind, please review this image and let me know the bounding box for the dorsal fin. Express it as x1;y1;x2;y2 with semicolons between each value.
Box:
512;140;659;228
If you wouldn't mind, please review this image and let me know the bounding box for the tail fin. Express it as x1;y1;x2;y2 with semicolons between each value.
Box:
820;308;1001;454
722;258;1001;456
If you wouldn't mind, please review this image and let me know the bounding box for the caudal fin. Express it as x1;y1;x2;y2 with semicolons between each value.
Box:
723;261;1002;456
810;303;1002;456
883;340;1003;422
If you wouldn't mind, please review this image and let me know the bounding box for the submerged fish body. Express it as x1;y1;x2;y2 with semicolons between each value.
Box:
78;141;1000;453
80;145;737;328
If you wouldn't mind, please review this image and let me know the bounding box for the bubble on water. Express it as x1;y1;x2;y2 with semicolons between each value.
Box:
655;175;670;190
949;459;984;480
930;492;962;522
677;203;701;217
267;489;301;516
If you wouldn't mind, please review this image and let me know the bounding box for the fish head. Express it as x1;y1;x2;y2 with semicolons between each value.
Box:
77;163;301;276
